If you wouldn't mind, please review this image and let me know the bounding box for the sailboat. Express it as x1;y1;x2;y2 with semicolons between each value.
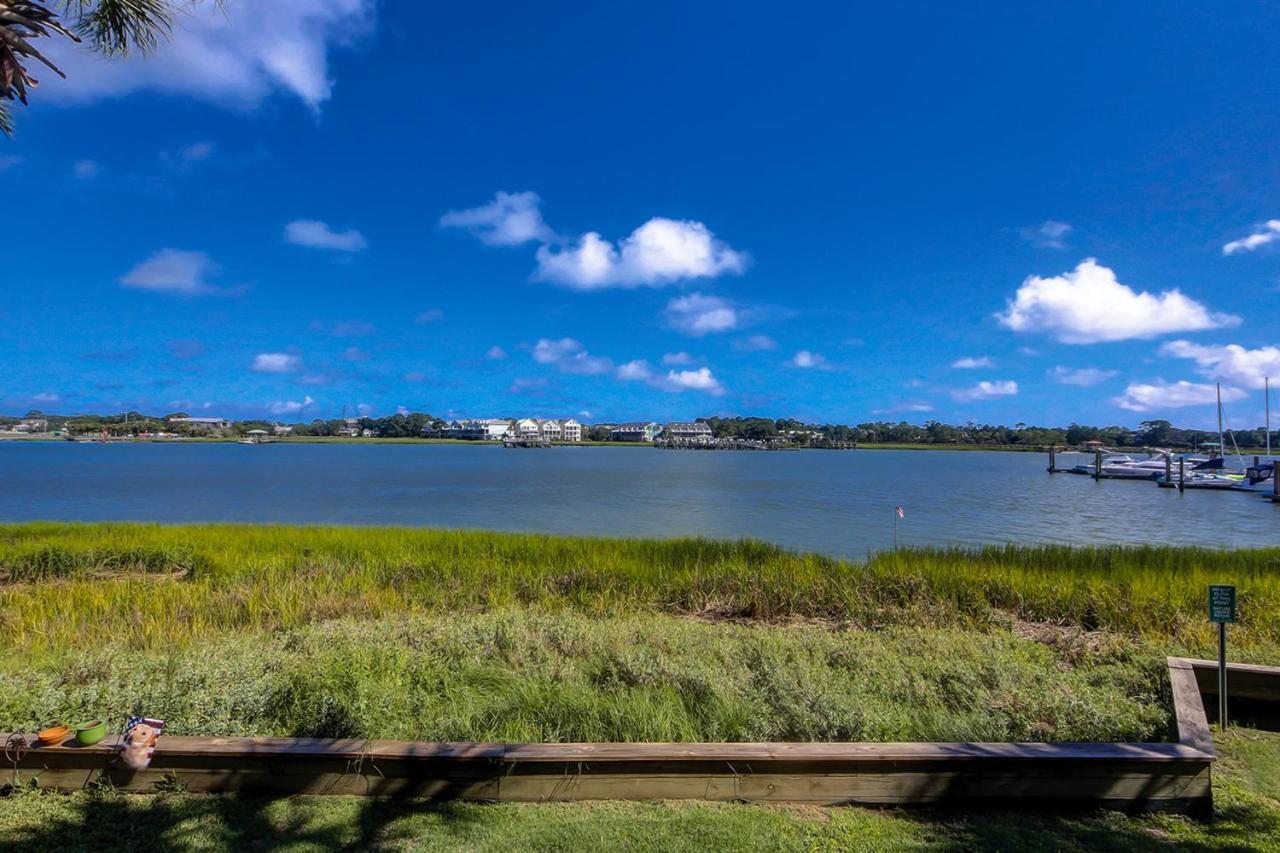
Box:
1236;377;1275;494
1164;383;1246;489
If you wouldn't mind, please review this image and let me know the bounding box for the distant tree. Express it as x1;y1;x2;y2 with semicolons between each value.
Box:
1138;419;1173;446
587;425;612;442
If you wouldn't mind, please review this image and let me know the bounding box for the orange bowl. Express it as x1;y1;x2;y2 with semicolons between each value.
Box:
37;725;70;746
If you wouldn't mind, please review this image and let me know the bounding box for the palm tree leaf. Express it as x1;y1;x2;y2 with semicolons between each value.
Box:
65;0;175;55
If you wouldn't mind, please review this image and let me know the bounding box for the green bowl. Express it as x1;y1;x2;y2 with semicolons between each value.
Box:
75;720;106;746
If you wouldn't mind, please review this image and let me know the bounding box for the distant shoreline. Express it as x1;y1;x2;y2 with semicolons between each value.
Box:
0;434;1054;452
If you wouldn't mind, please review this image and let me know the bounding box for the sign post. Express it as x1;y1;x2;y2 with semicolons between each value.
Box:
1208;584;1237;730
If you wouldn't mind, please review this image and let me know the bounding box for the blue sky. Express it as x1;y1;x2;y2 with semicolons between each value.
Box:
4;1;1280;427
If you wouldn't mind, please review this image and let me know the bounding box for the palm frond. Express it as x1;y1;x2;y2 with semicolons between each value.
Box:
62;0;174;55
0;100;13;136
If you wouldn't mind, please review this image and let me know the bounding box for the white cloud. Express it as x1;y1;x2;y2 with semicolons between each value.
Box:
73;159;99;179
1159;340;1280;390
951;380;1019;402
616;359;724;394
951;356;993;369
1113;380;1247;412
1050;366;1118;387
663;352;694;365
791;350;830;369
531;338;612;375
733;334;777;352
440;191;553;247
1223;220;1280;255
285;219;367;252
535;218;747;290
662;367;724;394
267;395;314;415
486;345;508;360
252;352;301;373
665;293;739;336
119;249;225;296
32;392;60;403
1019;220;1072;249
616;359;655;381
40;0;375;110
997;259;1239;344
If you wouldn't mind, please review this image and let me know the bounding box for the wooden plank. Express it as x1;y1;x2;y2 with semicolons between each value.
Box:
1182;658;1280;703
1168;657;1216;755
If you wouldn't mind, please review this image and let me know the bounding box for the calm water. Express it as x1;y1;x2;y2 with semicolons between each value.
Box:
1;443;1276;558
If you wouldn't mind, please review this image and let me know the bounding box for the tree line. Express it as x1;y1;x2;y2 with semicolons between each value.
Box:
9;410;1277;450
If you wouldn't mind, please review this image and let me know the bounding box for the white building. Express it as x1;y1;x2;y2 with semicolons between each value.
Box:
448;418;513;440
663;422;714;443
515;418;540;440
611;421;661;442
539;419;562;441
558;419;582;442
167;417;231;433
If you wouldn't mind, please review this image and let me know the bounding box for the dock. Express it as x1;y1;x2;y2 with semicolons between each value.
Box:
6;658;1276;814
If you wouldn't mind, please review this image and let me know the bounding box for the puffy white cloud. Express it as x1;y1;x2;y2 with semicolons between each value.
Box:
119;249;226;296
531;338;612;375
285;219;367;252
662;367;724;394
733;334;777;352
1223;220;1280;255
791;350;830;369
616;359;655;381
951;356;993;369
268;395;314;415
1159;340;1280;390
535;218;747;290
951;380;1019;402
997;259;1238;344
1019;220;1071;249
440;191;553;247
1049;366;1117;387
616;359;724;394
1113;380;1246;412
252;352;301;373
40;0;375;110
665;293;739;336
662;352;694;365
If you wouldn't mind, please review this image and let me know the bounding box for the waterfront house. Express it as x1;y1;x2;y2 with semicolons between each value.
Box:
558;419;582;441
515;418;541;440
539;419;562;441
611;421;661;442
167;416;231;434
15;417;48;433
449;418;513;440
662;422;713;443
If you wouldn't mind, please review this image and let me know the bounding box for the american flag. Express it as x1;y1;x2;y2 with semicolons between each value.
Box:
895;506;905;519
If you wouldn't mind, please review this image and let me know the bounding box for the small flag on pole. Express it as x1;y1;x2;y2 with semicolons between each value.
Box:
895;506;905;519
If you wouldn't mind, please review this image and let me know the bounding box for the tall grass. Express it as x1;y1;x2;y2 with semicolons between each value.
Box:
0;611;1169;744
0;523;1277;652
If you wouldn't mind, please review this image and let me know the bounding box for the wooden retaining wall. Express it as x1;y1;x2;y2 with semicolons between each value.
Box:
5;658;1277;814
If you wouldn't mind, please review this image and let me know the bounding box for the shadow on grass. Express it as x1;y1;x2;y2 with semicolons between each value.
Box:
1;788;485;853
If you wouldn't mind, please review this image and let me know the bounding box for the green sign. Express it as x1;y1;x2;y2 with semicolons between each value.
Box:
1208;584;1237;623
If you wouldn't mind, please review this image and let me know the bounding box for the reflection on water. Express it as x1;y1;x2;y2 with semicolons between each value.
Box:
1;443;1275;558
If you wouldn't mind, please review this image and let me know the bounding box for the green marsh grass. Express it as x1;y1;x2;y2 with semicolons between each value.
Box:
1;524;1278;653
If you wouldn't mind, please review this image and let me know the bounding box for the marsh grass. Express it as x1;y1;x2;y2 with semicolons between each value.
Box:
1;524;1278;652
0;610;1170;744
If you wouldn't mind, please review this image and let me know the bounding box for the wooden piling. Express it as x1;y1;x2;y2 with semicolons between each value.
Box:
1179;457;1186;493
1048;446;1056;473
1094;449;1103;481
1165;454;1172;484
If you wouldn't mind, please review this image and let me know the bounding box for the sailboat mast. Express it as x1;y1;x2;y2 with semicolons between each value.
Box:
1217;382;1224;456
1268;377;1272;459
